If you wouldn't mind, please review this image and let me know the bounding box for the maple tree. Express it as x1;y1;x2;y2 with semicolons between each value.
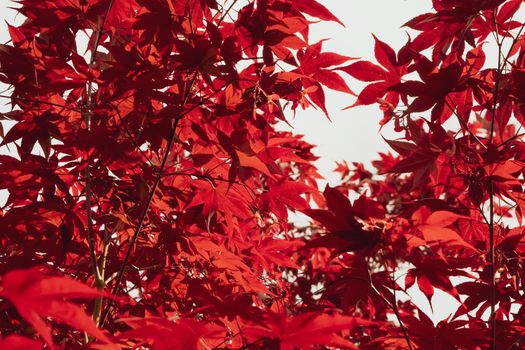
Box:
1;0;525;349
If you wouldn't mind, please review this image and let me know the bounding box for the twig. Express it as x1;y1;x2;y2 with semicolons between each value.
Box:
488;181;496;350
96;76;234;328
162;170;244;185
82;0;115;330
217;0;239;27
443;97;487;149
483;15;525;350
368;268;414;350
0;94;77;111
99;70;200;326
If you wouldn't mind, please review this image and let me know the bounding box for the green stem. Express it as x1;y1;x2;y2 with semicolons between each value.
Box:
92;227;110;326
83;1;114;335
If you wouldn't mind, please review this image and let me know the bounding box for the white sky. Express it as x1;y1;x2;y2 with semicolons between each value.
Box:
0;0;433;176
303;1;461;323
0;0;465;324
288;0;433;185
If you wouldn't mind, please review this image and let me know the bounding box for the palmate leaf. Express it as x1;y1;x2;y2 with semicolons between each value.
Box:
2;0;525;348
339;35;405;108
0;268;114;349
243;311;363;349
294;0;345;27
0;335;42;350
120;317;226;350
412;207;479;252
260;180;312;220
304;186;383;253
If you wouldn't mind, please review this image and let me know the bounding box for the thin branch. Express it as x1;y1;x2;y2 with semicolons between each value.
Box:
93;226;112;326
368;268;414;350
390;250;414;350
162;170;243;185
110;105;155;167
238;337;266;350
483;16;525;350
99;70;205;326
0;94;82;114
89;0;114;66
83;0;115;330
489;20;525;144
212;332;240;350
217;0;239;27
306;271;414;350
488;181;496;350
443;97;487;149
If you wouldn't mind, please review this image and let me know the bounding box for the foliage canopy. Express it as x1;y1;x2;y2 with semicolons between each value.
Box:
1;0;525;349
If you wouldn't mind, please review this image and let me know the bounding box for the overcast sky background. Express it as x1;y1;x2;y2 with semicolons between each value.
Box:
284;1;433;185
0;0;466;323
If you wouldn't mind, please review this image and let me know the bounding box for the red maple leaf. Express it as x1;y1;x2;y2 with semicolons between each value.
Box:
0;268;114;348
